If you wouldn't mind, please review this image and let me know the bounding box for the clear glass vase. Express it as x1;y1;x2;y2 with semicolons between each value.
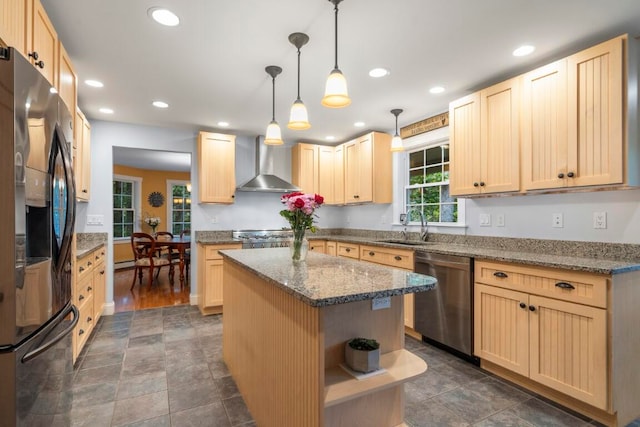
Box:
290;229;308;262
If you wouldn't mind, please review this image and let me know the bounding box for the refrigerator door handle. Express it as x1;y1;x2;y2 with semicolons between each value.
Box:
21;303;78;363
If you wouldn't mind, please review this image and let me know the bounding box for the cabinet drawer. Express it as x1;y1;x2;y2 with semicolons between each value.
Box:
204;243;242;260
75;275;93;306
308;240;326;254
76;253;94;282
475;260;607;308
76;294;94;350
92;246;106;265
336;242;359;259
359;245;414;270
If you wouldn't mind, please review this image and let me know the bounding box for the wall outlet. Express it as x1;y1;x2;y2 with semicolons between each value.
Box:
552;213;563;228
479;213;491;227
496;214;505;227
372;296;391;310
593;212;607;229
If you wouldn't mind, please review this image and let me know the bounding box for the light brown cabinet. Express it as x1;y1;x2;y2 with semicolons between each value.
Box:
318;145;337;204
332;144;345;205
0;0;27;52
325;240;337;256
450;77;520;196
343;132;392;204
197;243;242;315
474;259;640;426
308;240;326;254
74;108;91;201
198;131;236;204
27;0;57;85
57;41;77;122
72;245;107;362
291;143;318;194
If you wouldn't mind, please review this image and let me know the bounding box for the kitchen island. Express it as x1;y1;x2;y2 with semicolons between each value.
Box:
220;248;437;427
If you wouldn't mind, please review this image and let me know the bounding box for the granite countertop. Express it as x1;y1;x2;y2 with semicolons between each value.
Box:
220;247;437;308
75;241;105;259
75;233;108;259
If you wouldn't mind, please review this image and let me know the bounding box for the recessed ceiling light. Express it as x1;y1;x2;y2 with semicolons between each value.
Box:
325;136;336;141
217;121;229;127
148;7;180;26
99;108;114;114
368;68;390;78
152;101;169;108
85;79;104;88
513;45;535;57
429;86;445;94
354;121;365;128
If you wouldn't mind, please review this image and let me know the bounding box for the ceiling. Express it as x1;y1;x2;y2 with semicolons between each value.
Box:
112;147;191;172
42;0;640;147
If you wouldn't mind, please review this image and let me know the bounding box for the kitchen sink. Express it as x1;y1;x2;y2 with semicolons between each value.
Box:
376;239;434;246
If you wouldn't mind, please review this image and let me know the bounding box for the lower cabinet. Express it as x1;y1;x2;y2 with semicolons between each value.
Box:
197;243;242;315
474;260;640;426
325;240;337;256
73;245;106;362
308;239;326;254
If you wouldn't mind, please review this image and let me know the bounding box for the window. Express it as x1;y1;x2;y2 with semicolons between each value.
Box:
405;143;459;224
170;183;191;235
113;179;135;238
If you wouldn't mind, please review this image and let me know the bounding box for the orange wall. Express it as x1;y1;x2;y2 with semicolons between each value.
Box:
113;164;190;263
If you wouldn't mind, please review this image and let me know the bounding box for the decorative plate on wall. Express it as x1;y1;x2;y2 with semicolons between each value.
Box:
147;191;165;207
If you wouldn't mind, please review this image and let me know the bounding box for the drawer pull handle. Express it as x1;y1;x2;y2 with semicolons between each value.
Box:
519;302;526;309
555;281;575;290
100;270;105;275
493;271;508;278
394;255;402;261
345;248;351;252
79;266;85;272
87;286;92;291
79;329;85;335
529;305;536;312
87;317;92;323
369;251;375;256
79;295;84;301
87;261;92;266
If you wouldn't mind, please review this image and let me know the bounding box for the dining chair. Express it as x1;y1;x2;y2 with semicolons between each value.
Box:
155;231;174;258
130;232;174;290
180;229;191;279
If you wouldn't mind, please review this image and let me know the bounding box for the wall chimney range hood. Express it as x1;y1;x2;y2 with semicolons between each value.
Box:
236;136;300;193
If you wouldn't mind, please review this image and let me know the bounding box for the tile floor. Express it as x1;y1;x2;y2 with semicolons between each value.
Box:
64;306;637;426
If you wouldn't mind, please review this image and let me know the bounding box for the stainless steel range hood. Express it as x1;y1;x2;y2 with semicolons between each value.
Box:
236;136;300;193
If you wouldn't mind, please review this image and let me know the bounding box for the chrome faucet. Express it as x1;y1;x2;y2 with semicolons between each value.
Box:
405;208;428;241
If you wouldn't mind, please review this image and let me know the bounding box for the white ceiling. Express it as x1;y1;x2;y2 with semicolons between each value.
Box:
112;147;191;172
42;0;640;148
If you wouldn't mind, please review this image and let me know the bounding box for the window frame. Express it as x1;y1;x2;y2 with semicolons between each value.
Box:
113;174;142;241
166;179;191;236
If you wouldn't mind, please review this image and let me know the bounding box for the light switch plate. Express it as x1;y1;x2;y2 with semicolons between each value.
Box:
479;213;491;227
86;214;104;226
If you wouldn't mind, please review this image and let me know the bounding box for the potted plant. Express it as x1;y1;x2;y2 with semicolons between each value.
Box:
345;337;380;373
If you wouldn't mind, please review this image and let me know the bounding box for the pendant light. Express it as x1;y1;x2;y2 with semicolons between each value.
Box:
287;32;311;130
390;109;404;152
264;65;284;145
321;0;351;108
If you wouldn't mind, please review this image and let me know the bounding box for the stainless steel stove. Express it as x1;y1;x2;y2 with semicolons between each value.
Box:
232;229;293;249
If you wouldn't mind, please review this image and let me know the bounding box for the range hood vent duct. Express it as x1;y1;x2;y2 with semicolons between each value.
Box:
236;136;300;193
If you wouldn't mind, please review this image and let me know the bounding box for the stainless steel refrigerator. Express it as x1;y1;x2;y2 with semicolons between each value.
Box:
0;47;78;426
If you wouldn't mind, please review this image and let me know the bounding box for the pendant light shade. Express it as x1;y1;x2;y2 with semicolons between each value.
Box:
390;109;404;152
264;65;284;145
288;32;311;130
321;0;351;108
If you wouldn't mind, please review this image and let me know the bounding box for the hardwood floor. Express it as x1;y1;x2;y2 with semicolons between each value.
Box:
113;266;190;312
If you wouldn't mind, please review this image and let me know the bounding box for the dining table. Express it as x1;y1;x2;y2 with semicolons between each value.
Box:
155;234;191;288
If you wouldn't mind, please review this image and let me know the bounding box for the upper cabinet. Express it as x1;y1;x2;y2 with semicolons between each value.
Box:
318;145;339;205
28;0;58;86
74;108;91;201
291;143;319;194
450;77;520;196
57;41;77;122
0;0;27;52
452;34;635;196
198;131;236;204
344;131;392;204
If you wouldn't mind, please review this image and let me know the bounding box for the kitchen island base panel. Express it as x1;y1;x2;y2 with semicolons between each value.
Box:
222;259;426;427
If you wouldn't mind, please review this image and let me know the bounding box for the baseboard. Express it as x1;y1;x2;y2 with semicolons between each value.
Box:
115;261;134;270
190;294;198;306
103;302;115;315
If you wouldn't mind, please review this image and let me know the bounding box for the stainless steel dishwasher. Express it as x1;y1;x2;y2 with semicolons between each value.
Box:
414;251;477;362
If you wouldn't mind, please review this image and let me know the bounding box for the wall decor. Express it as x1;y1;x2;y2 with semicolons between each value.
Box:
147;191;165;207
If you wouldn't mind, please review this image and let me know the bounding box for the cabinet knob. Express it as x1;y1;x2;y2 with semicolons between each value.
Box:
78;329;85;335
231;194;235;198
557;172;564;179
519;302;526;309
567;171;575;178
369;251;375;256
394;255;402;261
555;281;575;290
473;182;479;187
529;305;536;312
87;286;92;291
34;60;44;69
100;270;105;275
28;51;39;60
493;271;508;278
479;181;485;187
87;317;92;323
79;266;85;272
345;248;351;252
82;189;88;193
79;295;84;301
87;261;92;266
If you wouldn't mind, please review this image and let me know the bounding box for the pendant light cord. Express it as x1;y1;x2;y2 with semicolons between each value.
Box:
297;48;301;101
271;76;276;121
333;2;339;69
395;114;399;136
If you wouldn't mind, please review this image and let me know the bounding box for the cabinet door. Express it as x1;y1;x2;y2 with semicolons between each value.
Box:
326;241;337;257
355;134;373;202
404;293;414;329
567;35;624;187
198;132;236;203
343;140;359;203
79;115;91;200
93;261;105;322
449;93;481;195
529;295;607;409
57;41;77;119
474;284;529;376
203;259;224;307
0;0;28;53
522;60;569;190
333;144;345;205
29;0;57;85
318;145;335;203
292;143;319;194
480;77;520;194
